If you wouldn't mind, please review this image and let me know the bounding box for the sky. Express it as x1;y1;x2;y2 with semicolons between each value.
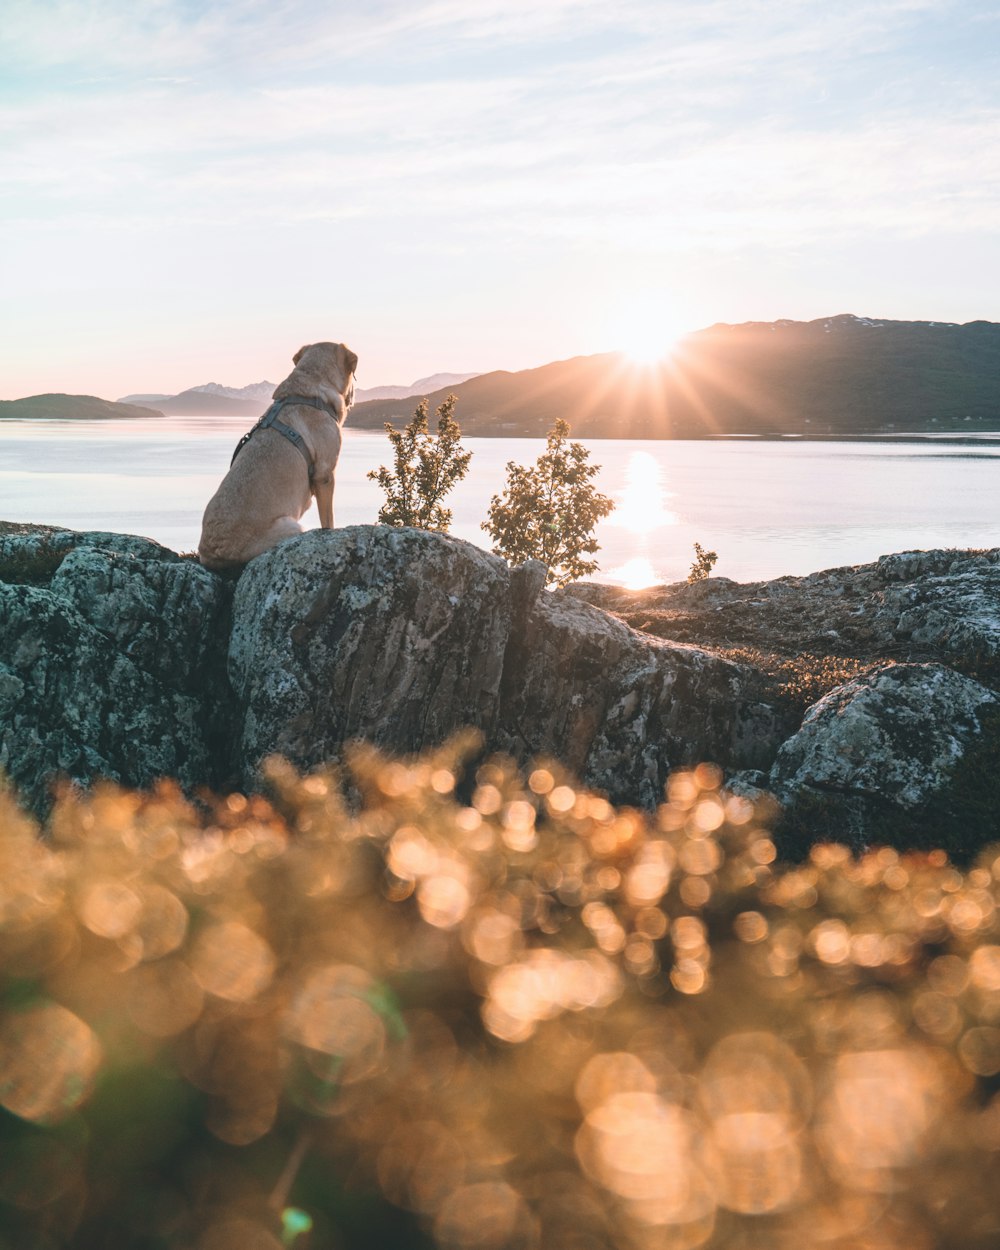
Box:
3;0;1000;398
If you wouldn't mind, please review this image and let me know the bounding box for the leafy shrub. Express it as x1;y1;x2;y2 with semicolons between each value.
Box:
687;541;718;583
2;751;1000;1248
482;419;615;587
368;394;472;531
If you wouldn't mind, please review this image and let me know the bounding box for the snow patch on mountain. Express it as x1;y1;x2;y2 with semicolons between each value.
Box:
190;381;276;402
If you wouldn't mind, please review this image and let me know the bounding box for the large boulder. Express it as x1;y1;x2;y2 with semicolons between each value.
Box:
769;662;1000;858
228;527;512;779
227;526;777;804
870;550;1000;674
498;581;780;808
5;521;999;859
0;528;229;813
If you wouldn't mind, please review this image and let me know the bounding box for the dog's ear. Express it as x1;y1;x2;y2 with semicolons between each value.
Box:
292;344;311;366
341;346;358;376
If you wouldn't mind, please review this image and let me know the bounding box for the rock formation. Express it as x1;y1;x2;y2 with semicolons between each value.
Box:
767;663;1000;857
568;548;1000;678
571;549;1000;858
0;525;229;814
228;527;513;776
2;522;998;857
227;527;775;808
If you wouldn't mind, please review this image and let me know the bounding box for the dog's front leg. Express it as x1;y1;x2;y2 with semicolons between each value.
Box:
314;472;335;529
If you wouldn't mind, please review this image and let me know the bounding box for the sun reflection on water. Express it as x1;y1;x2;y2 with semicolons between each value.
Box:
612;451;678;534
606;451;678;588
613;556;659;591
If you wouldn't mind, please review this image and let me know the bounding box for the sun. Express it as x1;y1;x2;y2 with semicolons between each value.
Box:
620;325;678;366
606;302;689;367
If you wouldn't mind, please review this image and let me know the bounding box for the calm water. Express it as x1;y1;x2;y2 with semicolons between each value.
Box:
2;416;999;585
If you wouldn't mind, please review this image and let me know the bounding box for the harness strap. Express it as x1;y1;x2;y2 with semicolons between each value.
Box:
230;395;341;480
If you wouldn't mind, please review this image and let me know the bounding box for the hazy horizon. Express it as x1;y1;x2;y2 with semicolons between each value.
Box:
8;311;999;406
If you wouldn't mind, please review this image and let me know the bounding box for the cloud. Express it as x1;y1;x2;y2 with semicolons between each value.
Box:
0;0;959;83
5;0;999;258
3;0;999;395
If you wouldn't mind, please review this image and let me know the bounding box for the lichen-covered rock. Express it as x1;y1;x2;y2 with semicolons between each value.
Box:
5;520;1000;859
770;663;1000;858
50;546;225;692
570;548;1000;681
228;528;778;804
497;587;781;809
870;551;1000;672
0;528;230;812
228;526;511;781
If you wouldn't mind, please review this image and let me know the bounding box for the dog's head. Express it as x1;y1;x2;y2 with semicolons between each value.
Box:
282;342;358;420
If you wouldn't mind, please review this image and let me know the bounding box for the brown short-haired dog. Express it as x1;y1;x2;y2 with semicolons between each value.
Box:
198;341;358;570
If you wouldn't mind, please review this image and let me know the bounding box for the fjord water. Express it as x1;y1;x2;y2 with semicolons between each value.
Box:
2;416;998;585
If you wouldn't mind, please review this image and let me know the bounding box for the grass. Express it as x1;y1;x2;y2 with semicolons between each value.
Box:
714;645;877;719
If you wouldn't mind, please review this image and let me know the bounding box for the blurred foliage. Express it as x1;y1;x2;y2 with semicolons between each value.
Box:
3;745;1000;1248
482;420;615;587
368;394;472;532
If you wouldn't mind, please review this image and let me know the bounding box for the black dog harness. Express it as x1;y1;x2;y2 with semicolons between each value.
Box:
230;395;341;481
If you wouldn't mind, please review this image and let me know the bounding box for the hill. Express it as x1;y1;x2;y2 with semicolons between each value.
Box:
131;389;260;417
188;380;275;403
355;371;480;402
347;315;1000;437
0;394;165;420
118;372;479;413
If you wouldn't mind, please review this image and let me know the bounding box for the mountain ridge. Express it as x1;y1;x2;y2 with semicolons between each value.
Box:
347;315;1000;437
9;317;999;432
118;370;480;414
0;394;165;421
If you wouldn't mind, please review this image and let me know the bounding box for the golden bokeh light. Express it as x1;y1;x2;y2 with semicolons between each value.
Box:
190;921;276;1002
0;1002;101;1124
3;749;1000;1246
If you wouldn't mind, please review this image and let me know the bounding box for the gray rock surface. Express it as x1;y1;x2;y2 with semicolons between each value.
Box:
228;526;512;777
0;527;229;813
227;527;775;804
498;585;779;808
569;548;1000;678
769;663;1000;857
3;522;999;857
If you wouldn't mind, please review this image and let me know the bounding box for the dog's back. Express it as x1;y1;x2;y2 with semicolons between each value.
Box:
197;342;357;571
198;431;313;569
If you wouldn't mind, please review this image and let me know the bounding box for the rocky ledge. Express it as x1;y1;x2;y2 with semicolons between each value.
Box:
2;523;998;859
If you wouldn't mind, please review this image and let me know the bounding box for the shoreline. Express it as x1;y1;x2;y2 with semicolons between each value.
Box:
4;411;1000;445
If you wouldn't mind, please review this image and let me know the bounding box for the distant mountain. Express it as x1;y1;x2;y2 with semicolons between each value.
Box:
189;381;276;403
130;389;261;417
117;371;479;416
348;316;1000;438
355;372;480;403
0;394;165;420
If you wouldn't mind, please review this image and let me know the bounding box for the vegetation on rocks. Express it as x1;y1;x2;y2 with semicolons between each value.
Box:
2;748;1000;1248
482;419;615;587
715;645;875;722
0;532;67;585
687;542;718;583
368;394;472;532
